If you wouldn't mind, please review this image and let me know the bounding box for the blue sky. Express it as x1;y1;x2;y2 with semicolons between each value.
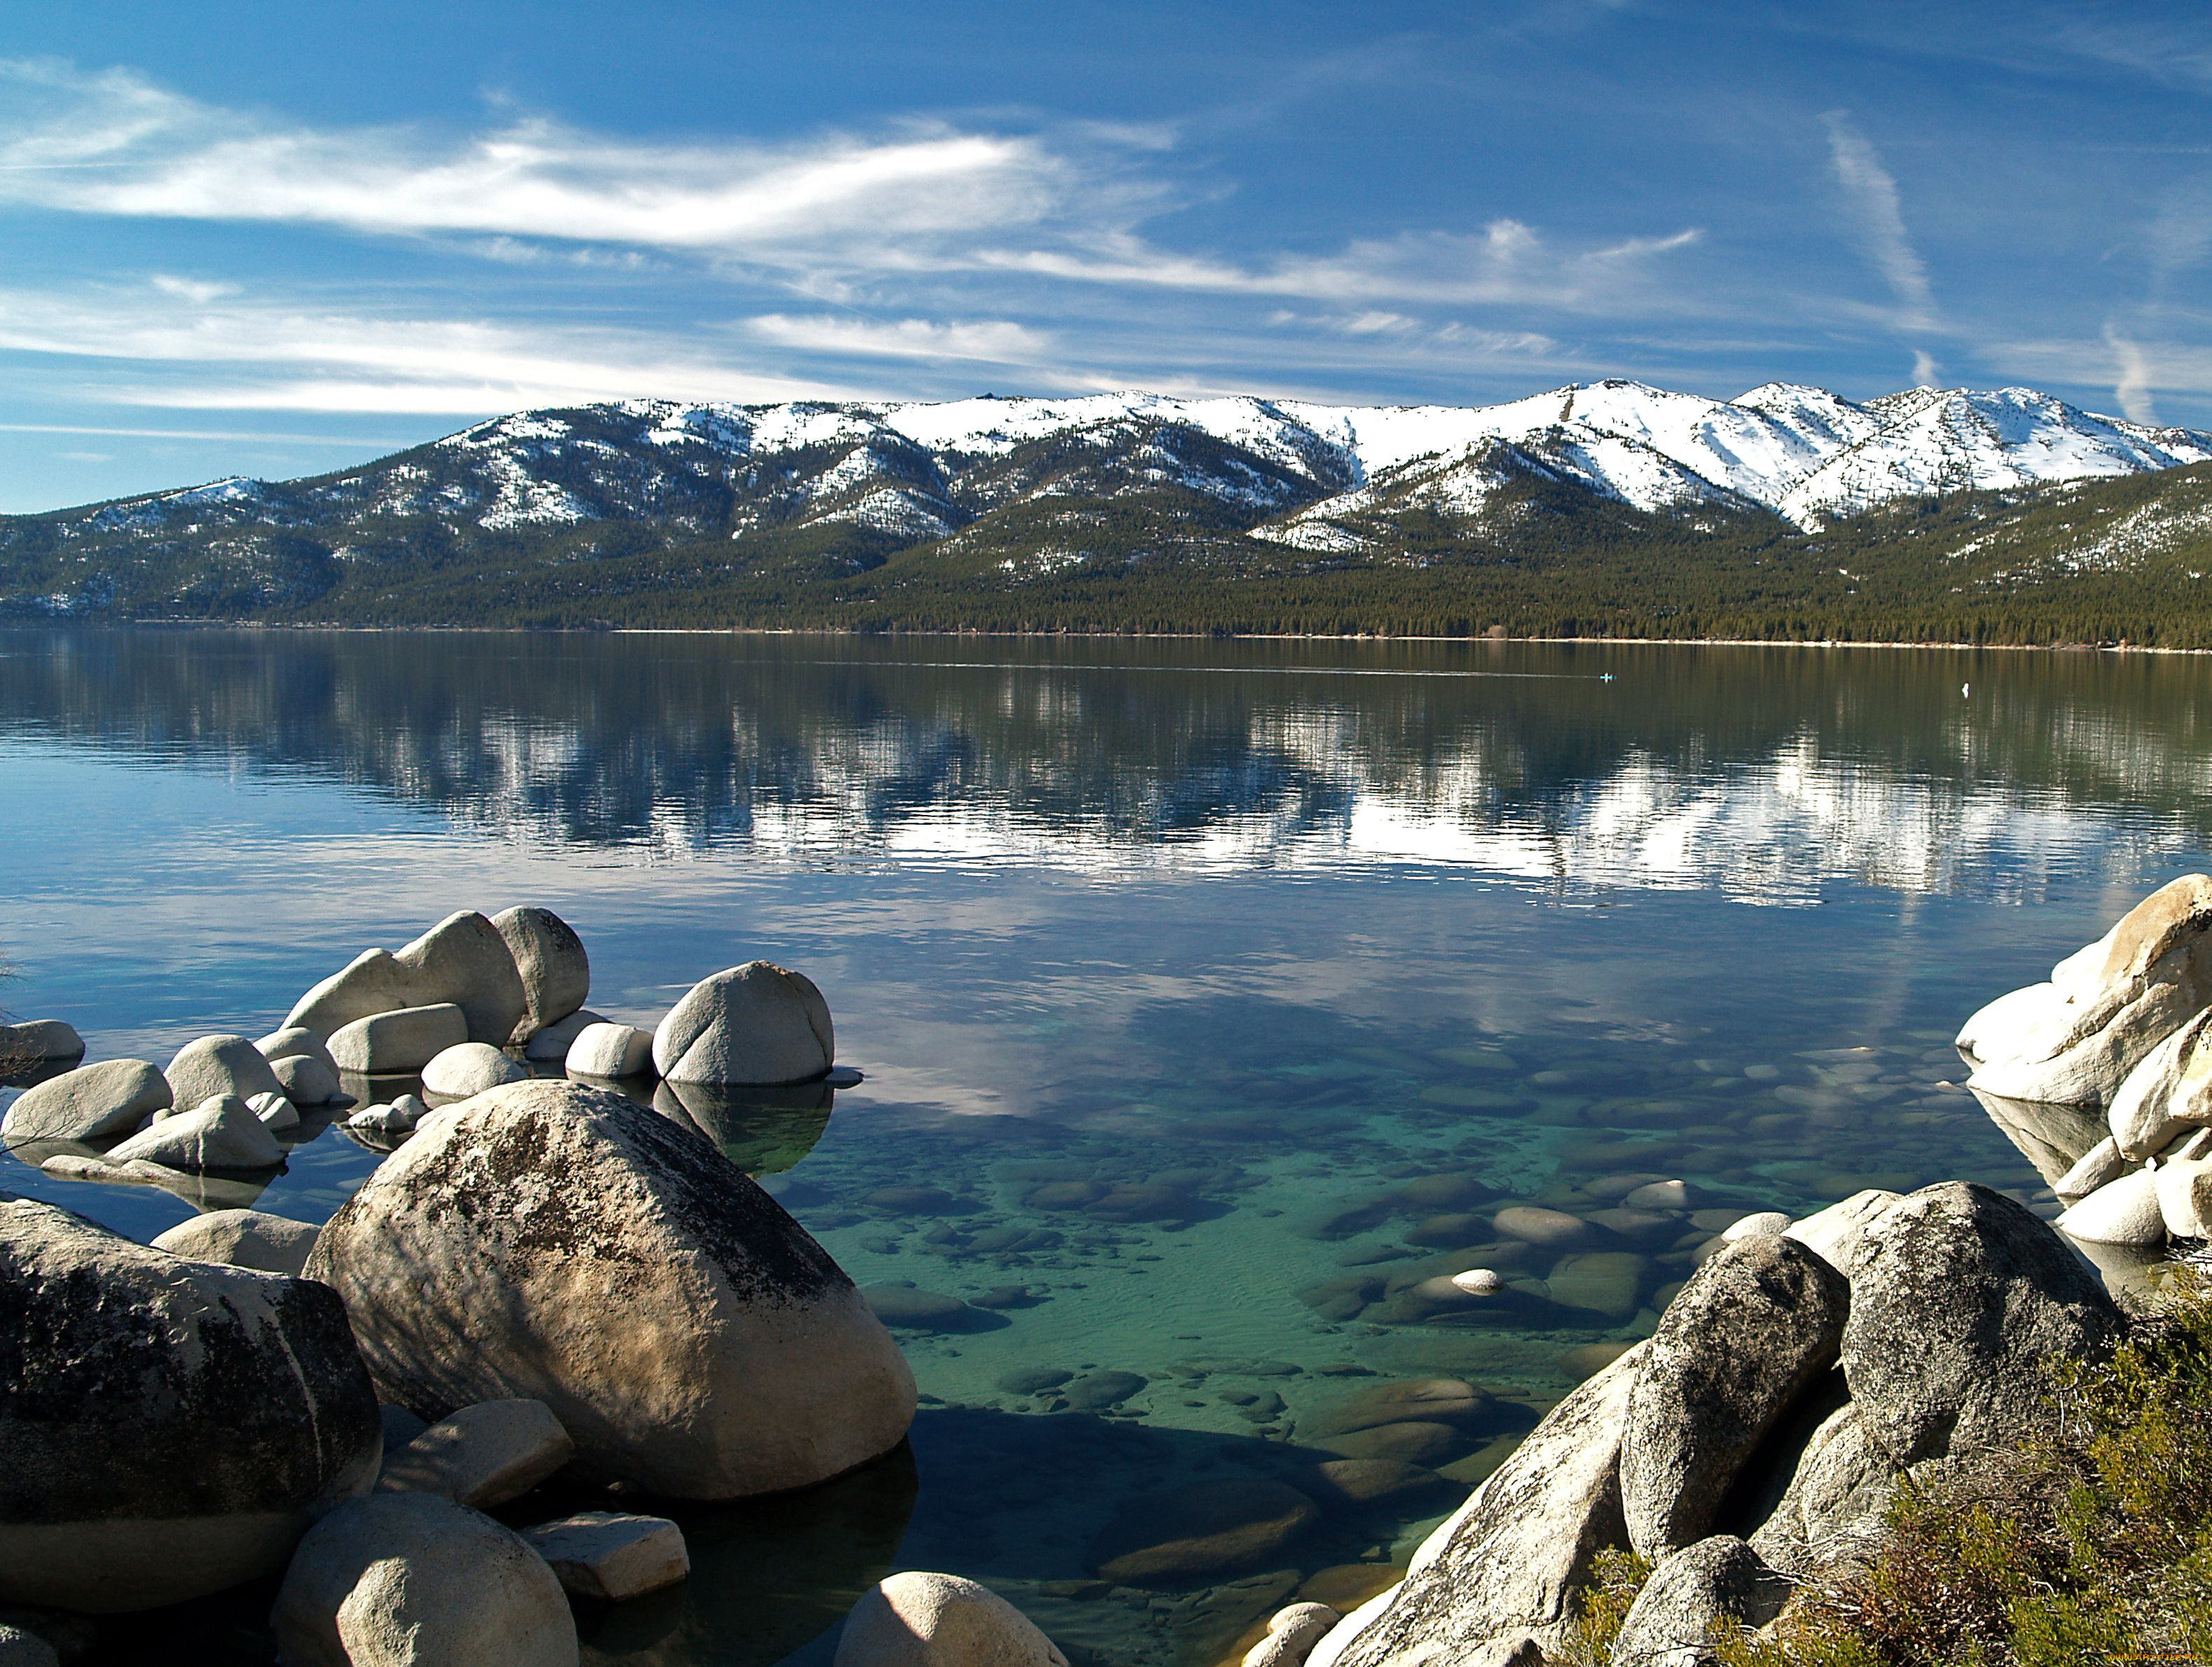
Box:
5;1;2212;510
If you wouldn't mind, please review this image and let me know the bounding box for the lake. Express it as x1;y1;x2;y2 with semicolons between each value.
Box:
4;628;2208;1666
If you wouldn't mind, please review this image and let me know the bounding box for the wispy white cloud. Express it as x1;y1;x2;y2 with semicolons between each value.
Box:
744;314;1056;364
1821;111;1937;334
2103;324;2159;423
1912;348;1942;387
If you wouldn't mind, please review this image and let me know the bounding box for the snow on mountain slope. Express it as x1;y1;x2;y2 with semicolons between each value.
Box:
43;380;2212;553
1775;388;2212;526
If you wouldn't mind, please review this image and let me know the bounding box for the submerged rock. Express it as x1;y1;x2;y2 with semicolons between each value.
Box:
270;1490;576;1667
1088;1478;1319;1584
307;1079;915;1498
1327;1344;1644;1663
654;962;834;1086
1621;1236;1848;1557
1841;1182;2121;1466
152;1207;320;1276
835;1571;1068;1667
0;1197;379;1612
0;1059;170;1146
492;907;590;1046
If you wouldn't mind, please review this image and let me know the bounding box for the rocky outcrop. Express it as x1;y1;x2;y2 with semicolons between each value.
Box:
492;907;589;1045
376;1399;575;1509
521;1511;689;1602
0;1059;170;1147
270;1491;576;1667
1747;1403;1900;1567
654;962;835;1085
0;1198;379;1611
151;1208;320;1276
1841;1182;2120;1465
834;1572;1069;1667
1327;1343;1644;1663
305;1079;916;1497
1958;874;2212;1106
1621;1236;1850;1556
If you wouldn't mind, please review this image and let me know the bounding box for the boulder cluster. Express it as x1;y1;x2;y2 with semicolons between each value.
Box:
0;909;902;1664
1960;873;2212;1247
1283;1182;2118;1666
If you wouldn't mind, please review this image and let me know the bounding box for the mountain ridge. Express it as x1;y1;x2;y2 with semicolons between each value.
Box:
11;377;2212;643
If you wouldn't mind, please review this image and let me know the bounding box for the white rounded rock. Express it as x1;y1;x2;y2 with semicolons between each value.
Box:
286;949;414;1039
165;1035;284;1112
525;1008;605;1063
253;1091;301;1132
0;1020;84;1068
329;1005;469;1076
376;1399;575;1510
834;1571;1068;1667
1623;1179;1693;1212
0;1059;170;1146
493;907;590;1046
2157;1156;2212;1240
153;1208;320;1276
420;1043;528;1100
270;1052;344;1108
1246;1603;1342;1667
654;962;834;1086
565;1022;654;1080
106;1095;284;1172
1449;1268;1504;1295
258;1027;340;1075
392;912;529;1048
270;1491;577;1667
2055;1166;2166;1246
1721;1212;1792;1242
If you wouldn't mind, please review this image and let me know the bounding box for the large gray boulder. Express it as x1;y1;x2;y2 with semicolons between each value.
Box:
106;1094;284;1172
1621;1235;1849;1557
1747;1402;1900;1569
566;1021;654;1080
270;1490;576;1667
305;1079;916;1497
376;1399;574;1509
834;1571;1068;1667
328;1005;468;1076
1959;874;2212;1106
524;1008;604;1063
258;1027;340;1075
287;947;418;1038
1611;1537;1792;1667
492;907;589;1045
0;1198;378;1611
269;1052;345;1109
152;1208;320;1276
1328;1344;1644;1664
1841;1182;2121;1465
0;1059;170;1147
2106;1008;2212;1158
165;1035;284;1111
1781;1190;1900;1275
654;962;834;1085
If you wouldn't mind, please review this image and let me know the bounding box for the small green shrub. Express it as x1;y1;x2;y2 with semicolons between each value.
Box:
1553;1547;1652;1666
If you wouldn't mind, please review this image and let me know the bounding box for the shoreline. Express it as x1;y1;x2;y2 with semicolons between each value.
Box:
8;618;2208;654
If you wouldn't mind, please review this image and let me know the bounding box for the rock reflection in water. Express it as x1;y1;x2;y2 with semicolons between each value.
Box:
654;1079;836;1177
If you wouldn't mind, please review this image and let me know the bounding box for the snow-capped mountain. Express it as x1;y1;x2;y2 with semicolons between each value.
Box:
43;378;2212;559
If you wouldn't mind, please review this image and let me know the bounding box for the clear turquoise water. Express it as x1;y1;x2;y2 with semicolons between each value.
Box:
5;629;2212;1666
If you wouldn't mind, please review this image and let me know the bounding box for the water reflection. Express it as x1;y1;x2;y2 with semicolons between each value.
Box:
6;630;2212;900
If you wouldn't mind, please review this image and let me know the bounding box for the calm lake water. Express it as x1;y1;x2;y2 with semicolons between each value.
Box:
5;628;2211;1666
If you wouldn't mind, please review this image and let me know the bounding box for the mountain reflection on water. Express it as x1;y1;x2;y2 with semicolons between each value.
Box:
6;629;2211;901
